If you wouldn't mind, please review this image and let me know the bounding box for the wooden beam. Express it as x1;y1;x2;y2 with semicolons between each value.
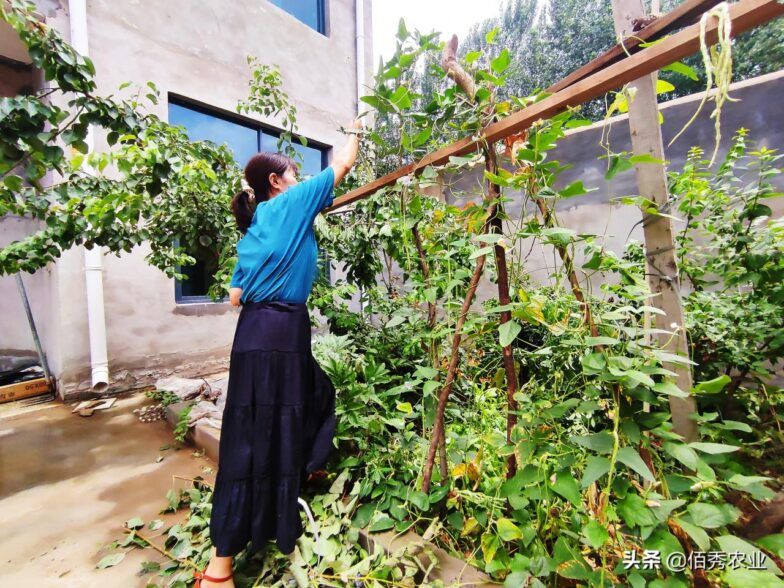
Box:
326;0;784;212
547;0;723;93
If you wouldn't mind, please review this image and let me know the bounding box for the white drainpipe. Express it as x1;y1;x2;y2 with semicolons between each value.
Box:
69;0;109;392
355;0;370;314
355;0;365;115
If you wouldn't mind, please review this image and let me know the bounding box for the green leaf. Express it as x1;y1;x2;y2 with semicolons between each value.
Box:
481;531;501;562
389;86;411;110
654;381;689;398
716;420;753;433
485;28;498;44
715;534;781;574
617;447;656;482
571;432;613;455
605;155;634;180
469;245;495;260
723;569;784;588
498;320;521;347
629;153;666;165
396;402;413;414
369;515;396;532
559;180;590;198
694;374;731;394
624;370;656;389
409;490;429;511
352;503;375;528
677;518;711;551
360;94;388;113
465;51;481;64
686;503;740;529
385;315;406;329
663;442;699;470
96;552;125;569
496;517;523;541
656;79;675;94
582;520;609;549
396;18;408;40
757;535;784;559
585;336;619;346
551;471;582;507
3;174;23;191
125;517;144;530
662;61;698;80
581;456;611;487
688;442;739;454
490;49;511;74
617;493;657;528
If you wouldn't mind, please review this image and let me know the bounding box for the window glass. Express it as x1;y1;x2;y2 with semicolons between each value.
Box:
169;100;329;302
270;0;324;33
169;103;258;167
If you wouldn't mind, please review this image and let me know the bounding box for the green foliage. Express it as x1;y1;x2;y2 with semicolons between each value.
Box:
173;404;193;444
673;130;784;433
145;388;180;407
1;2;305;302
236;57;305;163
306;36;784;582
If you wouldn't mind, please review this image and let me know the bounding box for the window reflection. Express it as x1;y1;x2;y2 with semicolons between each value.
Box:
270;0;325;34
169;103;257;167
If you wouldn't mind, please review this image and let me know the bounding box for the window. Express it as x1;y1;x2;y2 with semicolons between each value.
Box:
168;98;329;302
270;0;326;34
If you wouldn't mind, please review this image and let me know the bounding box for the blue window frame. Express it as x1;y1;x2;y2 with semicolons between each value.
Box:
270;0;326;34
168;97;330;302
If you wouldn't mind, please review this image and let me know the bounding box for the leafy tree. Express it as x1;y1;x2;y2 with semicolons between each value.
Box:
1;0;304;301
456;0;784;119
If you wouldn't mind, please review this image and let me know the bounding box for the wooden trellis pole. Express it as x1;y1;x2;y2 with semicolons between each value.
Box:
426;36;520;486
410;222;448;480
611;0;699;442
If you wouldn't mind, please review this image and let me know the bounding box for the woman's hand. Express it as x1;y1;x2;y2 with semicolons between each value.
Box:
330;119;363;187
229;287;243;307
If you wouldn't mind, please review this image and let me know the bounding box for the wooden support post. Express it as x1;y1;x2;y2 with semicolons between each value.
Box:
411;221;448;481
486;148;519;480
612;0;699;442
442;34;519;480
421;237;490;493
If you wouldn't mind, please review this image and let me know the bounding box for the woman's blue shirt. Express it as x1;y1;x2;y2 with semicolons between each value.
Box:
229;166;335;303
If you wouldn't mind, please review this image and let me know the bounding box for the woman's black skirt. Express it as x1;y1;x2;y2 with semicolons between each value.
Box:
209;300;336;557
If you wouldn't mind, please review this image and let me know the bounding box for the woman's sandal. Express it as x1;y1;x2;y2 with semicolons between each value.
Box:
193;569;233;587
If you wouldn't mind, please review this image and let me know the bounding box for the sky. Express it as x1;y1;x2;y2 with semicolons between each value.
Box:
371;0;506;66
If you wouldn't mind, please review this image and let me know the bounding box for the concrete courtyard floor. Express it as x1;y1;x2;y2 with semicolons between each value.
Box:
0;390;216;587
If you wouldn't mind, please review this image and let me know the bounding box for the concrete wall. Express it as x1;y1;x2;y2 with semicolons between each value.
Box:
0;0;373;398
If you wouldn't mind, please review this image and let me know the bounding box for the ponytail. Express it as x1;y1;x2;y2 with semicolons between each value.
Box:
231;189;256;235
231;151;298;234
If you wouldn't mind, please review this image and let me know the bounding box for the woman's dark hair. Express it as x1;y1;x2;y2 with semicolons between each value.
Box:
231;152;298;234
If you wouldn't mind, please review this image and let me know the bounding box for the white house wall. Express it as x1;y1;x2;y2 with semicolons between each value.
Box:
0;0;373;399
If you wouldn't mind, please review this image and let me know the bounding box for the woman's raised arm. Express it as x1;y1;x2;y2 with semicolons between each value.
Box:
329;119;362;187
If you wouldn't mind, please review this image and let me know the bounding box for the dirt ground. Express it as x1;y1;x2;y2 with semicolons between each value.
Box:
0;391;216;587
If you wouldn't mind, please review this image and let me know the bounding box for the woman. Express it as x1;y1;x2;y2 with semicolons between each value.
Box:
194;120;361;587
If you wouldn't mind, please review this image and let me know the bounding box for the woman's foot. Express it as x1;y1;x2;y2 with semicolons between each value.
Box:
196;549;235;588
